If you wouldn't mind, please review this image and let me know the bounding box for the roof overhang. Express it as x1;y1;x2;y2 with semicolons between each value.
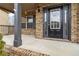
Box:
0;3;62;17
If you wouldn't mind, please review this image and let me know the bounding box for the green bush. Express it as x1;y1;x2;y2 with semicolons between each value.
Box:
0;33;3;40
0;33;5;55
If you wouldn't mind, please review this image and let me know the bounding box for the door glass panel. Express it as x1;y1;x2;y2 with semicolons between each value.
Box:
50;8;61;29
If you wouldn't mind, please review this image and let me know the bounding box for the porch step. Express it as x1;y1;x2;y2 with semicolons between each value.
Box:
45;38;70;42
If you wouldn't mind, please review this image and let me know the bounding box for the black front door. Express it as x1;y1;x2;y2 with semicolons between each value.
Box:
43;5;70;39
48;8;63;38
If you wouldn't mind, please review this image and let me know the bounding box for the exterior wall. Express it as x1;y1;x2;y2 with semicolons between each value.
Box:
21;17;35;35
35;3;79;42
35;7;43;38
0;9;12;35
0;25;8;35
0;25;14;35
0;9;10;25
6;16;35;35
1;3;79;43
0;9;35;35
71;4;79;43
22;28;35;35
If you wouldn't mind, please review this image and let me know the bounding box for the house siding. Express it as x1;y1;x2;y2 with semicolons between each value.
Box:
0;9;11;35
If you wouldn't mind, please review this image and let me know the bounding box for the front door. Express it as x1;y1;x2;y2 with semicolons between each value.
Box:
43;5;70;39
48;8;63;38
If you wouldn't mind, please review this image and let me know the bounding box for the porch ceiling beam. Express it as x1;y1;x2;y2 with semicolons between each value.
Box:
14;3;22;47
0;6;14;13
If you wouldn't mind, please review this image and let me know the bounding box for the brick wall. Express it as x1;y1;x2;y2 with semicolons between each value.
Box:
35;7;43;39
35;4;79;43
22;28;35;35
21;16;35;35
71;4;79;43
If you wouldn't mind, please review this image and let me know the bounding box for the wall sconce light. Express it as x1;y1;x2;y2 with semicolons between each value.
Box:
13;9;16;12
38;8;40;12
37;6;40;13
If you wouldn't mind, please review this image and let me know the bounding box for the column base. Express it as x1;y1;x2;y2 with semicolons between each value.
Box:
14;39;22;47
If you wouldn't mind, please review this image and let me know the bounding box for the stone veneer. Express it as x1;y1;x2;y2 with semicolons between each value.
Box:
35;7;43;39
4;45;49;56
71;4;79;43
21;16;35;35
22;28;35;35
1;3;79;43
35;4;79;43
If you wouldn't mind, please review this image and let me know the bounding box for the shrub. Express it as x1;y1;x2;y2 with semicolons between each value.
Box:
0;33;5;55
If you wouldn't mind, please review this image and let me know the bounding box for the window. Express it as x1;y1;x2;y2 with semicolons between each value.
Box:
27;16;35;28
50;8;61;29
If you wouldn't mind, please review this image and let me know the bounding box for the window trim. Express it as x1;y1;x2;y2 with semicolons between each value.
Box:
50;8;61;29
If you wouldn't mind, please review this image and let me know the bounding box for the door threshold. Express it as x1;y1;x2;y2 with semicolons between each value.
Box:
44;37;70;42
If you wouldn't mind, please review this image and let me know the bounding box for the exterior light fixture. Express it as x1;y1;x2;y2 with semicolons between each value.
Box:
37;6;40;12
13;9;16;11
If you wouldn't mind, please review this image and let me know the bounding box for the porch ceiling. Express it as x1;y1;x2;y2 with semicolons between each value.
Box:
0;3;61;17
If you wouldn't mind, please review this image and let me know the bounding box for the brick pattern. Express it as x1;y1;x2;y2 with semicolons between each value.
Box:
71;4;79;43
0;25;14;35
77;5;79;42
0;26;35;35
21;16;35;35
35;7;43;39
4;45;49;56
22;28;35;35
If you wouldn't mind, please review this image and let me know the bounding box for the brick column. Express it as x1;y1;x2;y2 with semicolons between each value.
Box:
35;7;43;39
71;4;79;43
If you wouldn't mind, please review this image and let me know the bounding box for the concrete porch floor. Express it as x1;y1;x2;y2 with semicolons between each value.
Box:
3;35;79;56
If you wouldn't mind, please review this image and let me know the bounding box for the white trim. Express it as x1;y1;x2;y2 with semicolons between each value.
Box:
50;8;61;29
